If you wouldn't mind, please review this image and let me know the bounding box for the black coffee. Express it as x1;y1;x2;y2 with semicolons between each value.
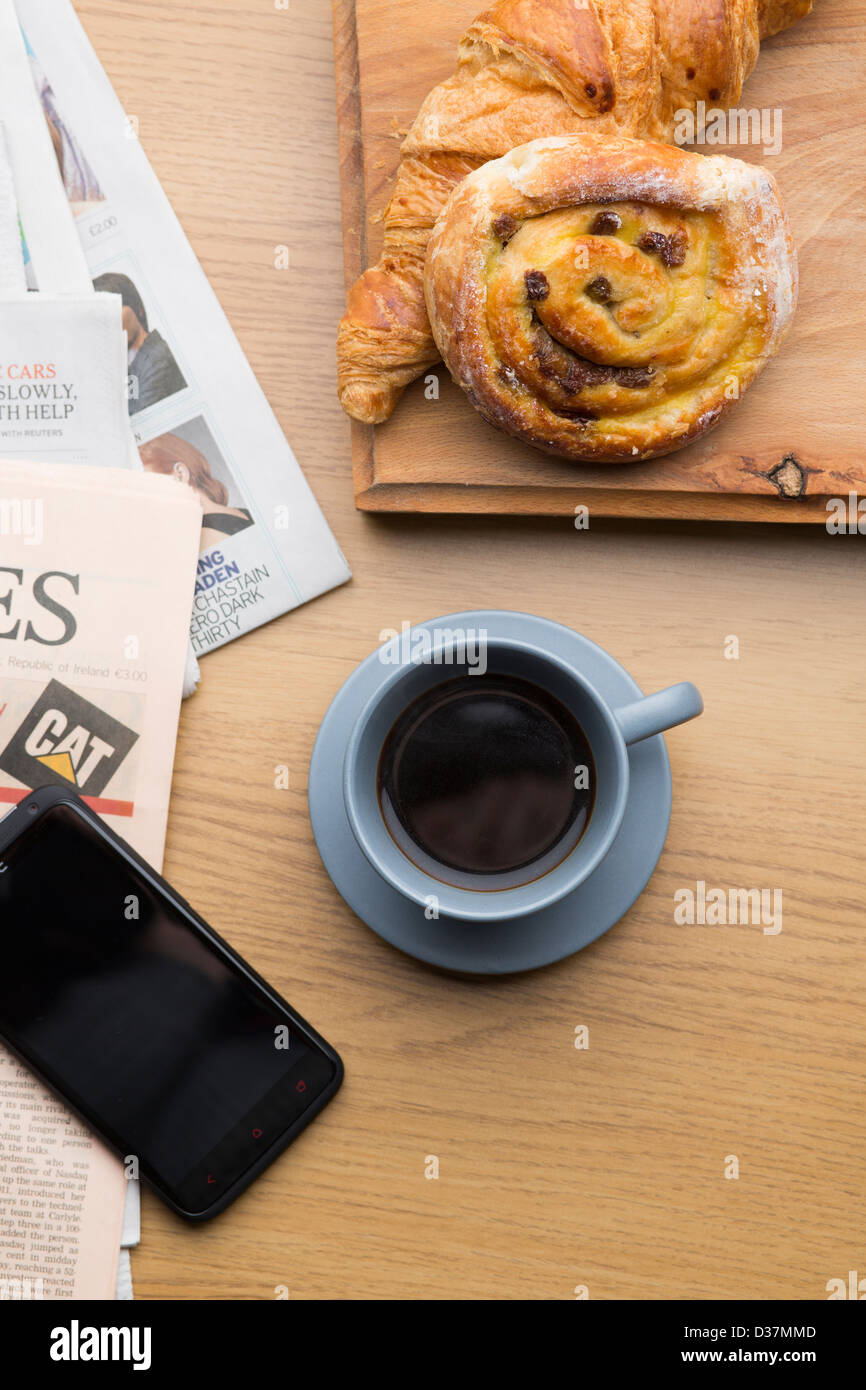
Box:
377;674;596;890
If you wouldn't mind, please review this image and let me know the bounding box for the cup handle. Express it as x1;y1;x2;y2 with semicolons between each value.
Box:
613;682;704;747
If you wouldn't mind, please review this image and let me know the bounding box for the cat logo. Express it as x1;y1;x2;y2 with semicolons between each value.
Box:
0;679;138;797
27;727;106;788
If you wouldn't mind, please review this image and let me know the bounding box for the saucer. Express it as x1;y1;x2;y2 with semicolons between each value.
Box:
308;612;672;975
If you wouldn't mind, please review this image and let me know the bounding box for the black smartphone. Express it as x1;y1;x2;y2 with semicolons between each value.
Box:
0;785;343;1220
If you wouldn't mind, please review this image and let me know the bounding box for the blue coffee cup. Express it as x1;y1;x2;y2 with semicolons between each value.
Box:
342;615;702;923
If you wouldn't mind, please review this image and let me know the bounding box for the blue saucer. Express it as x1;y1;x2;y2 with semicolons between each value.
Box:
309;612;672;975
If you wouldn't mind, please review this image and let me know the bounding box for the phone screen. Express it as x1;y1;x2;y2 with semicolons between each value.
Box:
0;801;340;1216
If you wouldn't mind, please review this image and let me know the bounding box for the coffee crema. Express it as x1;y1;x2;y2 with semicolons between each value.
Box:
377;674;596;891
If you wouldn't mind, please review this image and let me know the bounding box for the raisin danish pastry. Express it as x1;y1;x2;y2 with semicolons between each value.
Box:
424;134;797;462
337;0;812;425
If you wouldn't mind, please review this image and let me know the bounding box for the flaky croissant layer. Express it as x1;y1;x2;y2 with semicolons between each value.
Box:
337;0;812;426
424;134;798;462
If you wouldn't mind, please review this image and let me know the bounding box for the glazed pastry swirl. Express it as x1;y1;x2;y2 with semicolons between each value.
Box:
337;0;813;425
425;134;798;462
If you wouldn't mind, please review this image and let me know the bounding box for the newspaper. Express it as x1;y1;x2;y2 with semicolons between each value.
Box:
0;0;90;294
0;130;24;293
0;271;198;689
0;294;134;470
0;461;201;859
0;0;200;684
15;0;351;658
0;1063;126;1301
0;459;202;1298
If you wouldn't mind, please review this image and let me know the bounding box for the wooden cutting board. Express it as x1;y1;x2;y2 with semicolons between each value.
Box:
333;0;865;521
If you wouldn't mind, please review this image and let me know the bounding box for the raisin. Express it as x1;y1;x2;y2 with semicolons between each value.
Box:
638;230;687;268
586;276;614;304
590;210;622;236
493;214;519;243
564;360;613;392
617;366;655;389
663;230;688;268
531;332;558;375
638;231;668;257
582;361;614;387
562;362;586;395
585;83;597;99
524;269;550;301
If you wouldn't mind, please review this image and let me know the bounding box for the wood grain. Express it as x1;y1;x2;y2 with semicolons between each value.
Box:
335;0;866;519
67;0;866;1300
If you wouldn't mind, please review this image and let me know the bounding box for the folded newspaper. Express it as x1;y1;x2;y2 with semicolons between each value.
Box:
0;55;199;692
0;129;23;292
5;0;350;658
0;293;134;470
0;458;202;1299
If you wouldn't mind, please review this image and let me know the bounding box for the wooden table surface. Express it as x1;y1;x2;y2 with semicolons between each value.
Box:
72;0;865;1301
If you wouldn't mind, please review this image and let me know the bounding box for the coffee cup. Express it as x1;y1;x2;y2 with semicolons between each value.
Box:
342;616;702;923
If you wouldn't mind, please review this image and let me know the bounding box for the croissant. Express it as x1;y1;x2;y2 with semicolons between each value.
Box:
424;133;797;462
337;0;812;425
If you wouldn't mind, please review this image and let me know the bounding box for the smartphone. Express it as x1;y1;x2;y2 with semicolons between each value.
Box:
0;785;343;1220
